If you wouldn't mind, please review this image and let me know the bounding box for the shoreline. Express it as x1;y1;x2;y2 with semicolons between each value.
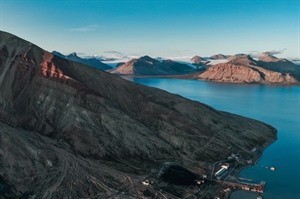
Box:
114;74;300;86
226;127;277;199
126;75;279;198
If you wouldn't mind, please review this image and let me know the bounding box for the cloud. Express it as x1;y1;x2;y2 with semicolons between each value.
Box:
265;48;287;56
67;25;99;32
103;50;124;55
248;49;287;58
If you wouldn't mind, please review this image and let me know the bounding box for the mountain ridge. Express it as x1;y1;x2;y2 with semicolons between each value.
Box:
0;31;276;198
190;54;300;84
50;50;300;84
52;50;112;71
110;55;196;76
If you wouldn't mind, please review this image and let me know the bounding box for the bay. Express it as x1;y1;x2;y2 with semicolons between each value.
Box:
131;78;300;199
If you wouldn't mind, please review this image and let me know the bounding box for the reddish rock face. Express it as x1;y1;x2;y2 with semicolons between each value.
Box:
40;53;65;79
0;31;276;198
195;54;300;84
111;55;195;75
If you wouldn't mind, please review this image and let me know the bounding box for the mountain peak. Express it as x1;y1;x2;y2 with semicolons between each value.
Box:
209;54;227;60
51;51;111;70
68;52;78;57
139;55;156;61
111;55;195;75
228;54;257;66
191;55;206;63
259;52;280;62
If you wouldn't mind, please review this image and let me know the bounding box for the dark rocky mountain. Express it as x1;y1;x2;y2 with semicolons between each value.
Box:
52;51;112;70
192;54;300;84
291;58;300;66
0;31;276;198
209;54;228;60
110;55;195;76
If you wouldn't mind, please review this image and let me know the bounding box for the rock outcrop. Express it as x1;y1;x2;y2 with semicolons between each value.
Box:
110;55;195;76
194;54;300;84
0;31;276;198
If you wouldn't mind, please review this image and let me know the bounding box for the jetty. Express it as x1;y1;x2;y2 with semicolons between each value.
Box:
221;180;265;193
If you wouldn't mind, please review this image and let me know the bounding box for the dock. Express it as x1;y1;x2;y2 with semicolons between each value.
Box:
220;180;265;193
207;154;267;194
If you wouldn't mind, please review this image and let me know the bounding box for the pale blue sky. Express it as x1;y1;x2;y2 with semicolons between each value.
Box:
0;0;299;59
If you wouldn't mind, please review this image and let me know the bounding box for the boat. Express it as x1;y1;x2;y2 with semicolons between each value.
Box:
270;166;276;171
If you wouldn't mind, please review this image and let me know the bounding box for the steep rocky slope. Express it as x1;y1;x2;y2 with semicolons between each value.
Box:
0;31;276;198
110;55;195;76
53;51;111;70
193;54;300;84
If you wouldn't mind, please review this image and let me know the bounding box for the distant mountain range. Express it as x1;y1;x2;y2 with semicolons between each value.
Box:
52;50;300;84
52;51;112;70
191;53;300;84
110;55;196;76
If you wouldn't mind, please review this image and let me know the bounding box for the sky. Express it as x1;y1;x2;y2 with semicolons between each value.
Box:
0;0;299;59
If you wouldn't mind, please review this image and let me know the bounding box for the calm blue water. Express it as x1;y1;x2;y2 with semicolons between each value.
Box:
131;78;300;199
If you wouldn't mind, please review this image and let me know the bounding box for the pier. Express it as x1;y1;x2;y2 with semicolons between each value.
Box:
215;180;266;193
207;154;267;194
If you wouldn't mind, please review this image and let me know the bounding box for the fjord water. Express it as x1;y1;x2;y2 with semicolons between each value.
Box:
131;78;300;199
